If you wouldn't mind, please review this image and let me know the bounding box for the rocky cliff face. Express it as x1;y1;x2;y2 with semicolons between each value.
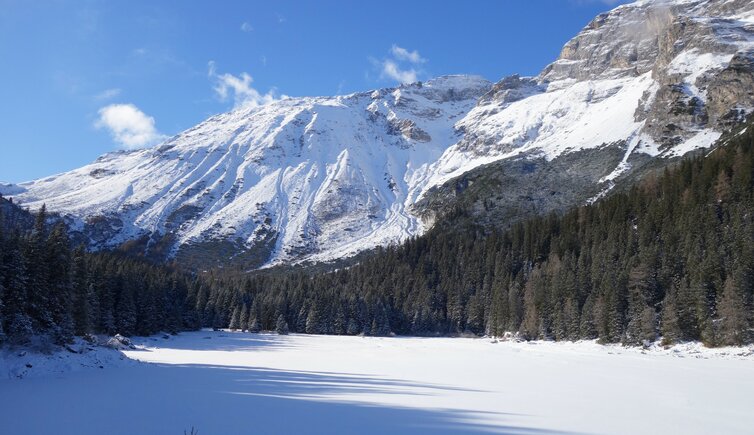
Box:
3;0;754;269
417;0;754;225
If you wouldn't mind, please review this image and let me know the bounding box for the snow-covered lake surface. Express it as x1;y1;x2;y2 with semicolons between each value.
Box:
2;330;754;435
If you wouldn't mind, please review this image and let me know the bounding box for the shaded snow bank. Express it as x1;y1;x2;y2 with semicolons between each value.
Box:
0;333;176;379
0;337;134;380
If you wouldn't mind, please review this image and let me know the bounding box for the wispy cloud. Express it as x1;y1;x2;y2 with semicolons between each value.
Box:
377;44;427;84
241;22;253;32
94;88;121;101
95;103;165;149
208;61;282;109
381;60;417;84
390;45;426;64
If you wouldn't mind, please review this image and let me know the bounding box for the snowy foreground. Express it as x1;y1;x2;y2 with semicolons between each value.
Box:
2;331;754;435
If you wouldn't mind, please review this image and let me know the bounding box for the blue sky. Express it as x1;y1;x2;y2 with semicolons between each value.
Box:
0;0;630;183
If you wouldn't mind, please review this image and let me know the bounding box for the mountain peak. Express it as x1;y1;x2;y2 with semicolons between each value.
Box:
6;0;753;270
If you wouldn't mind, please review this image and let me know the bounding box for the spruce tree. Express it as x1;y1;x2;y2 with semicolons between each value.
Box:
275;314;289;335
249;316;261;333
71;246;91;336
717;276;749;345
46;223;74;344
239;303;249;332
228;306;242;330
2;234;32;344
24;205;52;333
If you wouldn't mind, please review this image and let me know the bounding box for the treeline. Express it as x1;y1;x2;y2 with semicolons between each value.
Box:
0;203;200;346
3;124;753;348
199;123;754;346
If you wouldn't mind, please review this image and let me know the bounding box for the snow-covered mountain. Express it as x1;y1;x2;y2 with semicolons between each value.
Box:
426;0;754;192
3;0;754;268
5;76;493;267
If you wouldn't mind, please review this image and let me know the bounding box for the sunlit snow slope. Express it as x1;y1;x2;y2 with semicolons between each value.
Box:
4;0;754;267
427;0;754;189
7;76;492;266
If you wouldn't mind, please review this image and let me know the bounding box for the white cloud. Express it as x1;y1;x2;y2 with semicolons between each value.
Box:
208;61;281;109
390;45;426;64
95;103;165;149
94;88;121;101
241;22;253;32
381;60;417;84
375;44;427;84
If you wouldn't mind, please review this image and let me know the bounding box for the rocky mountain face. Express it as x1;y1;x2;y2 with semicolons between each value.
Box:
3;0;754;269
418;0;754;226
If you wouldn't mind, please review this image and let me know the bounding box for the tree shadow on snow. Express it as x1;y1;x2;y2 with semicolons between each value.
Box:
134;331;298;353
1;361;583;435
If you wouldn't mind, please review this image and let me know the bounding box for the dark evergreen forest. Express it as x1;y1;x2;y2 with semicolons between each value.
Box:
0;202;200;345
198;122;754;347
2;121;753;347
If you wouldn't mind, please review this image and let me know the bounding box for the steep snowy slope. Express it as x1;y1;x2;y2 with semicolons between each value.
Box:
3;0;754;268
5;76;491;266
424;0;754;192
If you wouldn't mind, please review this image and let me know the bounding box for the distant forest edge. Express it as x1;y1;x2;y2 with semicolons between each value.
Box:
2;118;754;347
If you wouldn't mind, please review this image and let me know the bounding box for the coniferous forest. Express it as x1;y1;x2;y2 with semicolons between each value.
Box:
2;121;754;347
0;203;200;346
197;121;754;347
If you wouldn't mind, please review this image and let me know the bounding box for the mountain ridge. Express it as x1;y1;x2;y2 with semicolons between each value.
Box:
3;0;754;269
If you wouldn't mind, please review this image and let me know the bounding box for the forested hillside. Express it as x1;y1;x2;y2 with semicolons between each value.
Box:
199;121;754;346
3;120;753;348
0;199;200;346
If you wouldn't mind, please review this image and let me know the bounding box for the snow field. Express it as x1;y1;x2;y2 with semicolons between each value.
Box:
1;330;753;434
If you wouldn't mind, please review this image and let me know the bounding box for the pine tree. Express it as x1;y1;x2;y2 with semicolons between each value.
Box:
115;283;137;336
346;317;360;335
520;272;539;340
239;303;249;332
228;306;242;330
333;305;346;335
2;234;32;343
717;276;749;345
98;275;117;335
0;281;5;344
24;205;52;333
71;246;91;336
370;304;391;336
46;223;74;344
248;316;261;333
306;300;323;334
275;314;289;335
0;212;5;344
660;284;683;345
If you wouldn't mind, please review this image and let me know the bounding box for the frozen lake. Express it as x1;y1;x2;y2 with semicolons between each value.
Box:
2;330;753;434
